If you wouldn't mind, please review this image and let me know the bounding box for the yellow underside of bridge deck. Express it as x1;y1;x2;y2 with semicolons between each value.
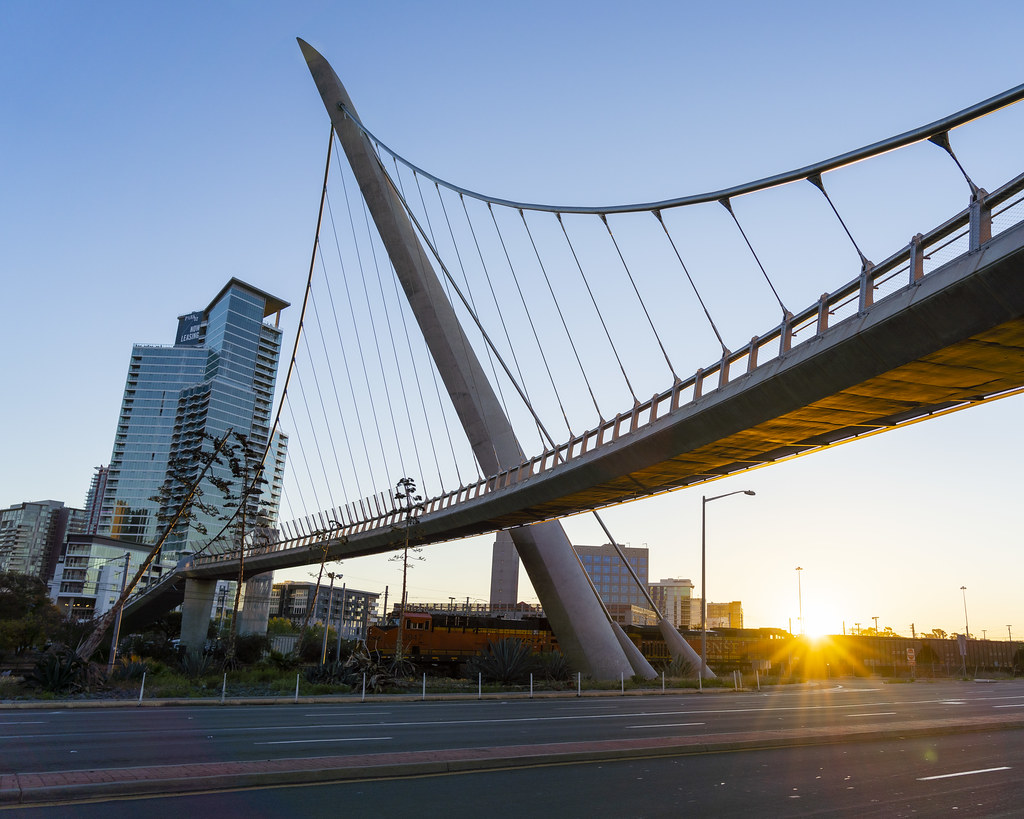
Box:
531;317;1024;521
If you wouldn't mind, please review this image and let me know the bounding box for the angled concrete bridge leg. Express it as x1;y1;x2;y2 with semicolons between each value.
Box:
180;578;217;651
300;40;632;680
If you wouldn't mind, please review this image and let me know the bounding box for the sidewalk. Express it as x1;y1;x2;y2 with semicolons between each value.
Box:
3;709;1023;806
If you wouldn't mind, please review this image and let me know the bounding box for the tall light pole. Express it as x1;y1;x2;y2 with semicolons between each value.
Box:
1008;625;1013;642
960;586;970;638
795;567;804;635
701;489;755;682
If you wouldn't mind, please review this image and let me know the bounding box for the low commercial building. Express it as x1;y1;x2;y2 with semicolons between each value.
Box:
269;580;379;640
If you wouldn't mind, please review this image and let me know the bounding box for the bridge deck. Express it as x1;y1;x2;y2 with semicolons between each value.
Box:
175;216;1024;579
121;195;1024;627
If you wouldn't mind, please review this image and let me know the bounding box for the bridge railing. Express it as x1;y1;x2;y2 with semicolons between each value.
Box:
187;170;1024;572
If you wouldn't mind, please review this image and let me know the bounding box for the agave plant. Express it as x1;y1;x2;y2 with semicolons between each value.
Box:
304;660;348;685
341;644;403;693
664;655;695;678
111;655;148;681
537;650;573;682
466;638;537;684
29;648;85;693
178;649;214;679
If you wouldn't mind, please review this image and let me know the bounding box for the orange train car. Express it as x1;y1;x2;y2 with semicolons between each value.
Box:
365;611;787;673
367;611;560;671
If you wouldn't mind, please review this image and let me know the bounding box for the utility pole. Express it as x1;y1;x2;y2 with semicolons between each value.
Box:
795;566;803;634
335;582;347;660
872;615;879;633
320;572;337;665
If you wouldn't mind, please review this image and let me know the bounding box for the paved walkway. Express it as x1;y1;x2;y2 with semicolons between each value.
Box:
3;709;1023;806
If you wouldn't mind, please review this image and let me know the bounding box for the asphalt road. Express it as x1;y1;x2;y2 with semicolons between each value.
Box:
7;729;1023;817
4;679;1024;773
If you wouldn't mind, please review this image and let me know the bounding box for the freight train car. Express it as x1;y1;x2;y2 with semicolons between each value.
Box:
366;611;559;671
366;612;788;673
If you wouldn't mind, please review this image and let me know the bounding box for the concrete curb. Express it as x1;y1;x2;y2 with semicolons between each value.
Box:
2;712;1022;806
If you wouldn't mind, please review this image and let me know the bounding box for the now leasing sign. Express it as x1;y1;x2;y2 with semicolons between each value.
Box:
176;311;202;346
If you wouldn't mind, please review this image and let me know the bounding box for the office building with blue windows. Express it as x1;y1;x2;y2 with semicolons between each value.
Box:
576;543;656;625
98;279;289;560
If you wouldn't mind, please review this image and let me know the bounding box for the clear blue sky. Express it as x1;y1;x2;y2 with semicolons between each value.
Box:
2;1;1022;638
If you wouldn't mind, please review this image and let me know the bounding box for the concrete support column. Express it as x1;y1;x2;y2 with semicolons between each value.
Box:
237;573;273;636
180;578;217;651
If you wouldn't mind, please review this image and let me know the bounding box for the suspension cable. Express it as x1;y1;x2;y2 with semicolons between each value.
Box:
600;213;678;384
489;203;572;440
520;209;602;423
718;198;789;318
557;213;637;408
654;209;729;354
322;189;375;499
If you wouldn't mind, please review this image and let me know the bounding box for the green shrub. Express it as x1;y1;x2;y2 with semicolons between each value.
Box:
233;634;271;665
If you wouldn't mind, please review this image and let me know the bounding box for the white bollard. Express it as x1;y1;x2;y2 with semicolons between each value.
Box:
621;672;624;695
422;672;426;701
138;671;146;704
294;673;300;702
755;668;760;691
221;672;227;703
530;673;534;699
577;671;581;697
362;672;366;702
662;671;665;693
478;672;482;700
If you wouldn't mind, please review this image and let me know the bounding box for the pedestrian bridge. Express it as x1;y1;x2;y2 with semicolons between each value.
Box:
119;44;1024;666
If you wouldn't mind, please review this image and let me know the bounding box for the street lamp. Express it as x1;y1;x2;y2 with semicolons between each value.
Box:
795;567;803;635
960;586;970;639
701;489;756;683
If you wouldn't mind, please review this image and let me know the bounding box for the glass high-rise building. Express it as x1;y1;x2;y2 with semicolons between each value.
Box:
98;279;289;558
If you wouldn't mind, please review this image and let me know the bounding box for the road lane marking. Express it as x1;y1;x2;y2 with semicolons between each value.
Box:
846;712;897;717
994;703;1024;708
302;711;392;716
0;721;46;725
626;722;705;729
255;737;391;746
917;766;1010;781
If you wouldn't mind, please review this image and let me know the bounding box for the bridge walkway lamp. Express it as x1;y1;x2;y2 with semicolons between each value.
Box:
701;489;756;685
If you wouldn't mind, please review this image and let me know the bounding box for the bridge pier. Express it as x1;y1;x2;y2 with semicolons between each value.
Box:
180;578;217;651
236;573;273;636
